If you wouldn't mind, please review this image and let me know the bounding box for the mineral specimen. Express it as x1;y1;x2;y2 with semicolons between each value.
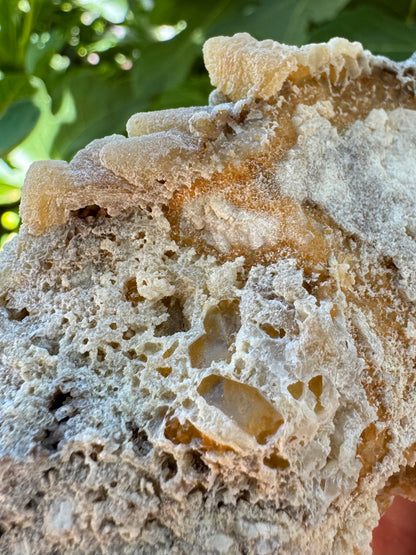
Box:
2;33;416;554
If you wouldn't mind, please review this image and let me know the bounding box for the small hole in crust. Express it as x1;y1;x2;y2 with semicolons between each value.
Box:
308;375;323;396
263;452;290;470
161;453;178;481
183;398;192;409
89;485;108;503
164;417;202;445
163;341;178;359
189;450;209;474
154;296;190;337
308;375;324;413
126;423;153;457
143;342;162;354
6;306;29;321
49;388;71;412
287;381;304;400
156;366;172;378
71;205;109;220
124;278;145;307
122;328;136;340
197;375;283;444
189;300;240;368
260;323;286;338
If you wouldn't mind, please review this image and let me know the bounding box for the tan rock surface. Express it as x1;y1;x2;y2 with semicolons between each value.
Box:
2;33;416;554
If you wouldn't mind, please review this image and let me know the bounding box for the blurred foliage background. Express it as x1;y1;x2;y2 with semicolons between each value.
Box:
0;0;416;247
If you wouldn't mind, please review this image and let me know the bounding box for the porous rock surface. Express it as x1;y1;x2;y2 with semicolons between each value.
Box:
1;33;416;554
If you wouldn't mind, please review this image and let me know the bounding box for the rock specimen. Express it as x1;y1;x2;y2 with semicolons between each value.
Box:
1;33;416;554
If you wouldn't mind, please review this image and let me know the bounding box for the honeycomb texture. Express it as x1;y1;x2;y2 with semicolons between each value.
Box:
1;33;416;554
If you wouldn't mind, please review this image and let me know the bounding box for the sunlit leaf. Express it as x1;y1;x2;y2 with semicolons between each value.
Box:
0;183;21;205
145;0;228;28
6;80;76;174
75;0;129;24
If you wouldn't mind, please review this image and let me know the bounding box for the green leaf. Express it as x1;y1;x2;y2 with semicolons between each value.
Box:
11;78;75;162
25;28;67;77
0;183;21;205
0;0;49;71
0;74;35;117
310;5;416;59
76;0;129;23
307;0;352;22
151;74;212;110
145;0;230;28
348;0;412;20
0;99;40;157
131;31;201;98
209;0;352;45
51;70;142;160
0;0;22;70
